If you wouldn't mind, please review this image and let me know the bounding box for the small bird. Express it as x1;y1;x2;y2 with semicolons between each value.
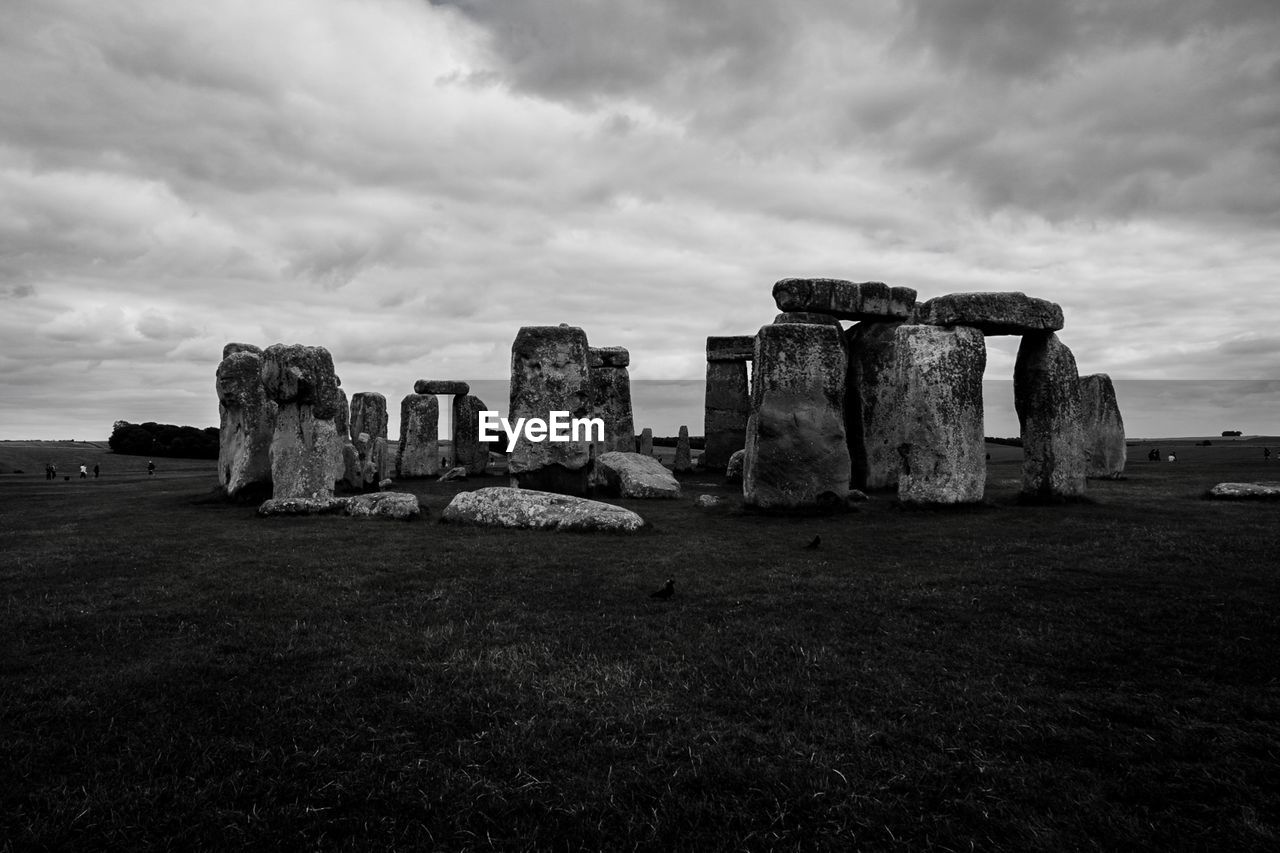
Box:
803;535;821;550
650;578;674;600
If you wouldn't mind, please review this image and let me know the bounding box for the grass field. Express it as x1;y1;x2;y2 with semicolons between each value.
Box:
2;441;1279;851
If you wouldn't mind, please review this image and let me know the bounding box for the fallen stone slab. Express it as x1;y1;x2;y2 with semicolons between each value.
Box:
706;335;756;362
1205;482;1280;500
441;487;645;532
438;466;468;482
344;492;423;519
413;379;471;396
772;278;916;321
257;497;347;516
694;494;723;508
597;451;681;498
918;292;1064;336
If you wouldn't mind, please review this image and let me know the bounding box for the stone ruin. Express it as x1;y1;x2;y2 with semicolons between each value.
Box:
397;380;489;479
215;343;275;499
703;278;1123;508
259;343;341;500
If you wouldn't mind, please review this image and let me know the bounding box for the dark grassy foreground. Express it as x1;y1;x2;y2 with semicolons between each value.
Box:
2;446;1279;851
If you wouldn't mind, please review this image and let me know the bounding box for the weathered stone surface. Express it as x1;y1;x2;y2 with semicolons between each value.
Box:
772;278;916;321
694;494;723;508
895;325;987;505
441;487;645;532
706;335;755;362
222;342;262;360
919;292;1064;336
260;344;338;419
674;426;693;472
636;428;654;456
397;393;440;478
588;346;631;369
452;395;490;475
439;466;468;482
349;393;388;444
332;385;351;484
413;379;471;397
1015;333;1087;499
508;325;593;494
846;321;907;490
257;496;346;516
703;360;749;470
744;323;851;509
726;449;745;483
596;451;681;498
1078;374;1126;479
216;349;276;499
589;360;635;454
773;312;844;328
261;344;340;500
344;492;422;519
1205;482;1280;500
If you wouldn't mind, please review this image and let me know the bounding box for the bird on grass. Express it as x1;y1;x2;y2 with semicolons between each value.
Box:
803;535;821;550
650;578;675;600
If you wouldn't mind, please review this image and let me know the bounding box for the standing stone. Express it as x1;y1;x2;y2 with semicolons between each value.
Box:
636;428;654;456
332;384;352;484
895;325;987;505
1015;333;1087;499
1079;374;1126;479
846;321;906;490
673;425;693;472
222;342;262;360
704;336;752;470
725;448;745;483
743;323;850;509
452;394;490;476
216;348;276;498
397;393;440;478
349;393;388;444
260;344;340;500
508;325;593;494
588;347;635;453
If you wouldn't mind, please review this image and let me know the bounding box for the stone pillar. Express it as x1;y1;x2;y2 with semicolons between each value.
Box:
349;392;390;481
894;325;986;505
703;335;753;470
674;425;693;472
216;345;276;498
508;325;593;494
332;381;351;485
260;344;340;500
1079;373;1126;479
452;394;490;476
397;393;440;478
846;321;906;490
743;323;850;509
636;428;653;456
1015;333;1087;499
588;347;635;454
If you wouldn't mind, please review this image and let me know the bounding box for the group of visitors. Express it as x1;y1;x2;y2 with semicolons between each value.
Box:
1147;448;1177;463
43;460;156;479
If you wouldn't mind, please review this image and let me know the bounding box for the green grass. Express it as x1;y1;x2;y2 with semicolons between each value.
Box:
2;445;1279;851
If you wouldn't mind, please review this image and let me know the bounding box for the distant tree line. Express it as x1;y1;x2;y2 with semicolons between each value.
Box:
651;435;707;450
1221;430;1243;437
985;436;1023;447
109;421;219;459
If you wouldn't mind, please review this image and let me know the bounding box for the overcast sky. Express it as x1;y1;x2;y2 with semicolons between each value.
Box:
2;0;1278;440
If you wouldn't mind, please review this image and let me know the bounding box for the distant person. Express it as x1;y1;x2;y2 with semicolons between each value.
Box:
1168;452;1177;463
1148;448;1159;462
50;463;57;479
1265;447;1272;462
79;465;87;479
147;460;155;476
45;463;53;480
93;463;100;478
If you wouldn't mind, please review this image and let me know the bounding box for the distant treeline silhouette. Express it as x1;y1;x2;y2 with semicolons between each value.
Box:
985;436;1024;447
109;421;219;459
651;435;707;449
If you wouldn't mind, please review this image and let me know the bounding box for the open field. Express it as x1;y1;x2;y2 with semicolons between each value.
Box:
2;445;1279;851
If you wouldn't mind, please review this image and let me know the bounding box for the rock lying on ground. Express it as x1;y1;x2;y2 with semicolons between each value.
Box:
596;451;681;498
257;492;423;519
1204;482;1280;500
441;487;645;532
